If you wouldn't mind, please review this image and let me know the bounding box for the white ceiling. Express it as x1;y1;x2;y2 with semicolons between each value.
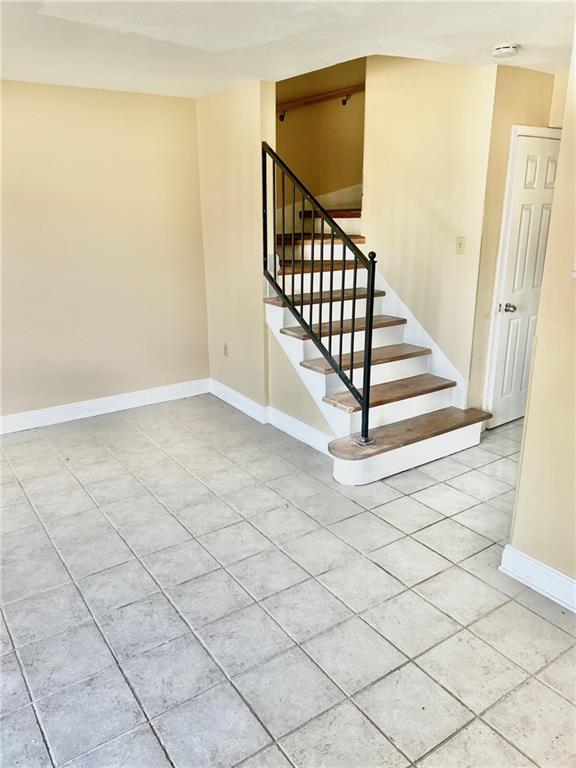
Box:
2;2;574;98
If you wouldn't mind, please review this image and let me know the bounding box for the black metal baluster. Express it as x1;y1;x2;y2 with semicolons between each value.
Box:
358;252;377;445
262;149;268;275
300;193;305;317
339;244;346;371
281;171;286;296
328;230;334;357
350;256;358;388
318;218;324;347
291;181;295;305
271;161;277;282
310;209;315;331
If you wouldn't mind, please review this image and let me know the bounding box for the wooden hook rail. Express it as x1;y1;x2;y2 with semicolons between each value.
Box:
277;83;364;121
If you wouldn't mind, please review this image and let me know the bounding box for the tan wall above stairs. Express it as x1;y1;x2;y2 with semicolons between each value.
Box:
362;56;496;380
276;59;365;200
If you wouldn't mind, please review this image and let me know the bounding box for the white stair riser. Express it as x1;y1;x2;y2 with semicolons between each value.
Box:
323;356;430;394
277;243;360;261
280;270;368;294
304;217;363;236
274;297;386;326
333;423;483;485
324;388;455;438
348;388;456;433
299;326;406;358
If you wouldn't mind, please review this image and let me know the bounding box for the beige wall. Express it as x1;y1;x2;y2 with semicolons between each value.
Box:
549;70;569;128
276;59;365;198
196;81;272;407
468;66;554;406
1;80;208;415
268;334;334;434
363;57;496;377
511;47;575;578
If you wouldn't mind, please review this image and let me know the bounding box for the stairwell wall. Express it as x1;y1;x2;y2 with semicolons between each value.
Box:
196;81;271;407
362;57;496;384
196;79;333;434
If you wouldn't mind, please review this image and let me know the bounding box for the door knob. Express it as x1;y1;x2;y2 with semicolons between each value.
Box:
504;303;517;313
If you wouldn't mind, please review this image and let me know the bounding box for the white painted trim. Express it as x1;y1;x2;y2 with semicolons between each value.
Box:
483;124;562;425
1;377;332;457
208;380;331;454
1;379;211;434
500;544;576;613
208;379;268;424
267;406;330;454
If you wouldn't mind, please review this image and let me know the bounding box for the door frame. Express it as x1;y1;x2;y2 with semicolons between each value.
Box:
483;124;562;425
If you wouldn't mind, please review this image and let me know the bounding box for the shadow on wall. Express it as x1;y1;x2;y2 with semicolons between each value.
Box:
276;58;366;205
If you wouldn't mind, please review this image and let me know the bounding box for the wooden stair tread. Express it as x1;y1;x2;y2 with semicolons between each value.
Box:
277;233;365;245
301;208;361;219
280;315;406;340
301;344;431;374
323;373;456;413
277;260;366;275
263;287;386;308
328;407;492;460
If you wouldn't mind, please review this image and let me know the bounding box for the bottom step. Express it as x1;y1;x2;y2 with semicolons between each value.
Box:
329;407;492;485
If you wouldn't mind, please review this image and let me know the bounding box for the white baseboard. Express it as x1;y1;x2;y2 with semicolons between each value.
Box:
500;545;576;613
208;379;268;424
0;378;332;456
0;379;211;434
208;381;330;454
267;406;330;454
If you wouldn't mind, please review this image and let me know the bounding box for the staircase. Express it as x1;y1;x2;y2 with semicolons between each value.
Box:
262;143;491;485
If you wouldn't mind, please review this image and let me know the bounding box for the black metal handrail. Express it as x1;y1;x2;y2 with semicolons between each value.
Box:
262;141;376;445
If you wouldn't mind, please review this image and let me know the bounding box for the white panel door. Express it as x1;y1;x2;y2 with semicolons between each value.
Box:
491;133;560;427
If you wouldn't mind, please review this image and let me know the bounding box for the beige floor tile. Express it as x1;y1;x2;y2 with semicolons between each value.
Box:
418;457;470;482
304;616;406;694
415;567;508;625
515;589;576;636
537;646;576;704
370;537;451;587
355;663;473;761
281;528;358;576
453;503;511;542
471;601;575;673
450;446;504;469
318;558;405;612
478;458;518;486
419;720;533;767
412;483;478;516
484;678;576;767
372;496;444;534
447;471;513;502
417;630;527;713
329;512;403;553
362;590;459;657
459;545;524;598
384;469;437;495
280;701;408;768
413;519;491;562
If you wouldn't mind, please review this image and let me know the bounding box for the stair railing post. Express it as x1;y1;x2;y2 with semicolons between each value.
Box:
357;251;377;446
262;147;268;274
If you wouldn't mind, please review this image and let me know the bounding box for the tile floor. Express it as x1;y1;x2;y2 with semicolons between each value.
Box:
1;396;574;768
